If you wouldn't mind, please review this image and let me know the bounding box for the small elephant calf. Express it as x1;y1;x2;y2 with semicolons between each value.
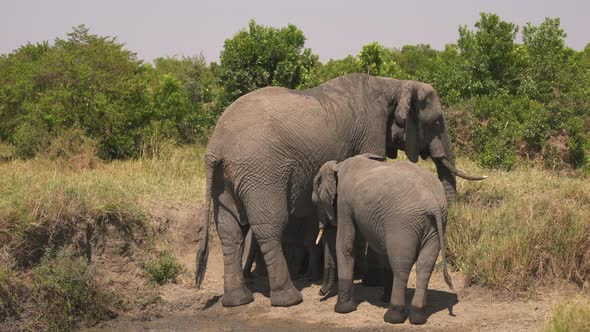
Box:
313;154;453;325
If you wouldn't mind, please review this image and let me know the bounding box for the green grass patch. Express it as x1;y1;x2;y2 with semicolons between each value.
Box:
143;250;183;285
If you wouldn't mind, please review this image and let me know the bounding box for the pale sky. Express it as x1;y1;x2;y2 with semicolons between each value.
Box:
1;0;589;64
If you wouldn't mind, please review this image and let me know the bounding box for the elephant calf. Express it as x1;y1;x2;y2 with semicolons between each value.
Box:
313;154;453;325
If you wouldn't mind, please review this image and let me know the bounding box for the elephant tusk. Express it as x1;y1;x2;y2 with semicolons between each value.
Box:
315;228;324;245
440;158;488;181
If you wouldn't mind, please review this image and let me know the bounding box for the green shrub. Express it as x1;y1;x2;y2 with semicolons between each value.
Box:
143;250;183;285
31;250;120;330
545;299;590;332
563;118;589;168
12;122;50;158
0;26;215;160
450;95;586;170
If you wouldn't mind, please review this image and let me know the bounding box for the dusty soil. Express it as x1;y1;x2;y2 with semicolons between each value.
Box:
86;206;578;332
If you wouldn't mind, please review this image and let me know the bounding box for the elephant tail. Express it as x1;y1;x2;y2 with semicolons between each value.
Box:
435;209;454;291
195;155;217;288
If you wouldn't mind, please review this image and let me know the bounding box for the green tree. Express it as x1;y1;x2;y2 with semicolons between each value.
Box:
427;44;471;105
152;55;216;105
150;56;217;141
395;44;438;80
357;42;399;77
318;55;363;82
518;18;575;102
458;13;519;97
0;25;150;159
214;20;319;107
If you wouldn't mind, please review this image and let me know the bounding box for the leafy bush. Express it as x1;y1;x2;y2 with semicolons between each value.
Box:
0;26;214;160
31;250;120;330
448;95;587;170
143;250;183;285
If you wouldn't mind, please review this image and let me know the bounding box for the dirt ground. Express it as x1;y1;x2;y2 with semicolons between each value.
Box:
86;206;578;332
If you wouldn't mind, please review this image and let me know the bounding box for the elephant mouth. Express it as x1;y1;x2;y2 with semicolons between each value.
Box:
438;158;488;181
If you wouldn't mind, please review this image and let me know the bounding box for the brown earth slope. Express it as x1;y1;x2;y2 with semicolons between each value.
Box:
81;205;581;332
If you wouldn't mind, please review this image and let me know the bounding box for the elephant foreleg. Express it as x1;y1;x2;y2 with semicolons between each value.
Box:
334;214;357;314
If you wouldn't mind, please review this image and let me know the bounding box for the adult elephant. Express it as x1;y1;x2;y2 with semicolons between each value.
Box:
195;73;483;307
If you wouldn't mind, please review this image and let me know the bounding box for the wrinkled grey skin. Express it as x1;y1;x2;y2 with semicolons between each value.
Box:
313;155;454;325
242;217;321;281
196;73;470;308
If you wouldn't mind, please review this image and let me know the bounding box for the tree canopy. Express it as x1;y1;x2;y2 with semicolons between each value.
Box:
1;15;589;170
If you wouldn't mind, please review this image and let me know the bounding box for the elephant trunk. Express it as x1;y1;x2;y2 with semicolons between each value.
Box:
432;130;487;205
319;226;337;296
436;159;457;206
432;131;458;205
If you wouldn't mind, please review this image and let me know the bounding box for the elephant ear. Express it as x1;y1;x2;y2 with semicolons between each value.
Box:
318;161;339;219
394;81;420;163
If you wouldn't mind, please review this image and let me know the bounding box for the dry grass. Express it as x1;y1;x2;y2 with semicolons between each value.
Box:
0;145;205;328
545;297;590;332
1;146;589;328
0;145;206;262
444;158;590;291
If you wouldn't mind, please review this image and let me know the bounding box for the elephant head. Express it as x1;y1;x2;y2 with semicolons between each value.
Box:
312;154;386;239
312;160;339;231
387;80;485;202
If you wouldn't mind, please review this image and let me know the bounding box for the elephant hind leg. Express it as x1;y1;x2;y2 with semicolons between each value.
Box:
409;234;440;325
384;234;418;324
247;195;302;307
216;201;253;307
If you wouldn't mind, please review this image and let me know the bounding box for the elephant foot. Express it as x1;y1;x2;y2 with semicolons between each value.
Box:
270;286;303;307
384;305;407;324
334;299;357;314
221;287;254;307
408;306;427;325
